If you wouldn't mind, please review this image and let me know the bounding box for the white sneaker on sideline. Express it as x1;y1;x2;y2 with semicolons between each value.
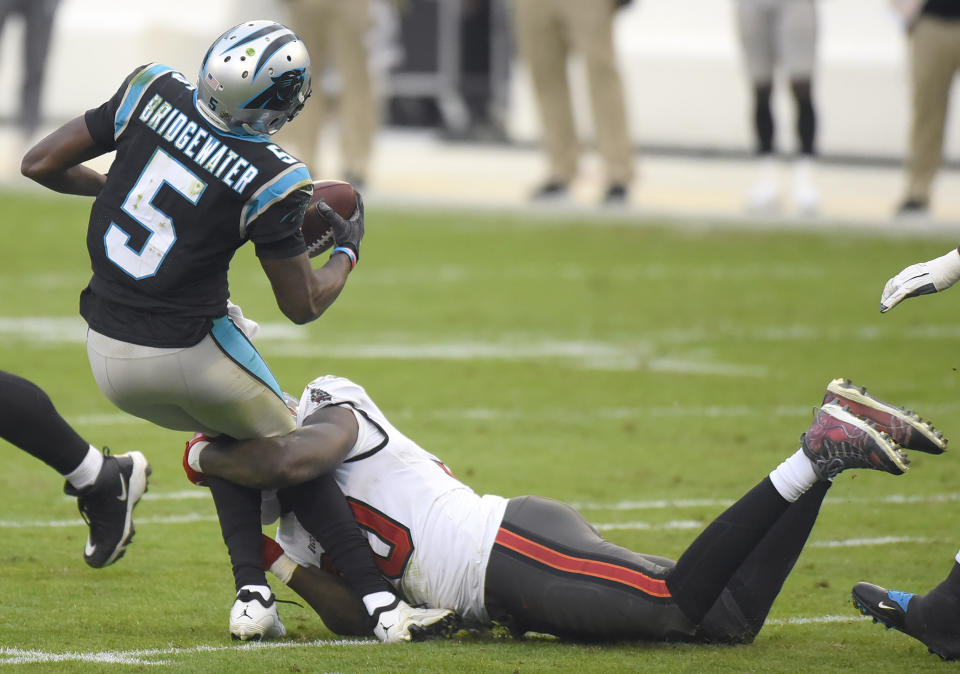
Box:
793;157;820;215
746;156;780;212
230;585;286;641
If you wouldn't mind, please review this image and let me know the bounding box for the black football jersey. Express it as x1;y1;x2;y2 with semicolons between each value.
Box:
81;63;312;347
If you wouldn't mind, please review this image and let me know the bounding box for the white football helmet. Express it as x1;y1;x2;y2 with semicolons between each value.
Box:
197;20;312;136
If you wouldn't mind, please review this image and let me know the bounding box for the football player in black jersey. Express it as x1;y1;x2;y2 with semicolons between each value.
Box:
20;20;450;642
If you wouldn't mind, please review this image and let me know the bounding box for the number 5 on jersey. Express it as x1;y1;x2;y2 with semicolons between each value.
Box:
104;148;207;279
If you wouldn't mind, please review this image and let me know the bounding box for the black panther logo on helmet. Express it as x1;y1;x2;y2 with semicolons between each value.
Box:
244;68;307;111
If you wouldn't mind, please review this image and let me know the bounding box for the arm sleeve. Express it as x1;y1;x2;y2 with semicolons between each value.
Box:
250;184;311;258
254;229;308;260
83;66;146;151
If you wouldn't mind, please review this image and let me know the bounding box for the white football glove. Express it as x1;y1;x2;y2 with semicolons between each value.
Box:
880;248;960;312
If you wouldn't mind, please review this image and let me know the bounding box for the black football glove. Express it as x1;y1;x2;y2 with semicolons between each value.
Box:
315;192;364;263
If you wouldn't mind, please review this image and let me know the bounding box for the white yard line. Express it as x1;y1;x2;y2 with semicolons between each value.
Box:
766;615;869;626
0;617;870;666
0;640;376;666
0;513;218;528
572;492;960;511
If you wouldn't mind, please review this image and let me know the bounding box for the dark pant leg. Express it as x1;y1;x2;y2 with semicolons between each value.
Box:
484;495;695;641
0;369;89;474
19;0;59;135
790;78;816;155
753;82;775;154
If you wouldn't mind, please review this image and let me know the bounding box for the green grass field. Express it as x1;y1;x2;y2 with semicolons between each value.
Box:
2;189;960;671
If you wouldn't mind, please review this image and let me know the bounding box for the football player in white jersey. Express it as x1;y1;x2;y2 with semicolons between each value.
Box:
186;375;946;642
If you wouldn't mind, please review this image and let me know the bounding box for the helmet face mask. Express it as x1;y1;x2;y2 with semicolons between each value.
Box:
197;20;312;136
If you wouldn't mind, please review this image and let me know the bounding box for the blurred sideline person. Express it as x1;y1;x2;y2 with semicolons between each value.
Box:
735;0;820;215
852;241;960;660
891;0;960;218
0;369;149;568
0;0;60;140
277;0;377;189
20;19;448;643
186;374;946;641
511;0;635;206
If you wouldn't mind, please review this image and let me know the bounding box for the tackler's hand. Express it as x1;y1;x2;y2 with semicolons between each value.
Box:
881;249;960;313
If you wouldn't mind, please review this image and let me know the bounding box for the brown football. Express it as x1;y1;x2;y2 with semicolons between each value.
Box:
301;179;359;258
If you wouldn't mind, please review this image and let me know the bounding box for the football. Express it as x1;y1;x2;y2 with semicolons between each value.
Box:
301;179;360;258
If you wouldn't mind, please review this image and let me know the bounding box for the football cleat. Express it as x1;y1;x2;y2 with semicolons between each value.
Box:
801;404;909;480
182;433;210;486
64;450;151;568
371;598;460;643
230;585;286;641
822;379;947;454
852;582;960;660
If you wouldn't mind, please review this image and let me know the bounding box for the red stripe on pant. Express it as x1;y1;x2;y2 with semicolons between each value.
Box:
494;527;671;598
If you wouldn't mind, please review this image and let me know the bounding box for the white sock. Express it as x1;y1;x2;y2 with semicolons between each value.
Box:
64;446;104;490
769;448;819;502
239;584;272;601
363;591;397;616
267;554;298;585
187;437;209;472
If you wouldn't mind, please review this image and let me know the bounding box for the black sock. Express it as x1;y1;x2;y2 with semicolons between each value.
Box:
280;473;393;599
667;477;790;624
716;480;830;638
208;476;267;591
0;370;90;474
920;562;960;607
753;83;774;155
791;79;816;156
905;562;960;637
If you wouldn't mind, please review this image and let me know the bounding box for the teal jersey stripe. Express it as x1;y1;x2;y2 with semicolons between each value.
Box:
115;63;174;139
240;164;312;234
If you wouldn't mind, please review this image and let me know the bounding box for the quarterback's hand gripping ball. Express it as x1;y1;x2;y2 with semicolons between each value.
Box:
300;179;362;259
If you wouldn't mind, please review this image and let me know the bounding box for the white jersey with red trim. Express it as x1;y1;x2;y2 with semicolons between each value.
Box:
274;375;508;626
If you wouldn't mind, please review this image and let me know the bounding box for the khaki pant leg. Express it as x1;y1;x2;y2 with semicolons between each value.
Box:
906;17;960;203
565;0;633;184
279;0;332;172
327;0;375;181
512;0;579;183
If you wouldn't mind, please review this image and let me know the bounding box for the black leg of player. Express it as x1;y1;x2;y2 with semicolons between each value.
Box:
666;477;792;625
697;480;831;642
207;476;269;590
790;79;816;156
280;474;395;600
0;370;91;474
752;82;775;155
